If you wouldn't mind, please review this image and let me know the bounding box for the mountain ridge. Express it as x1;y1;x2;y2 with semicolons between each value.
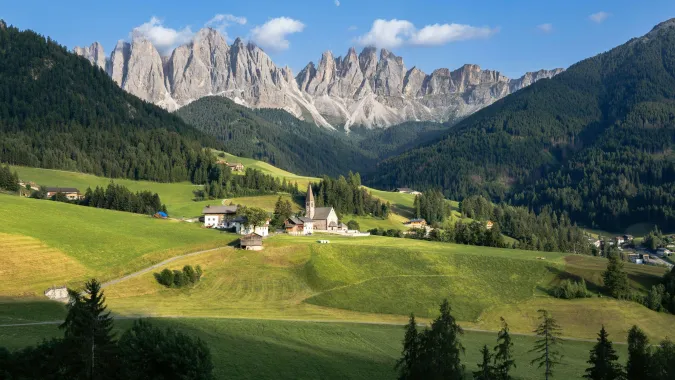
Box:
74;29;563;129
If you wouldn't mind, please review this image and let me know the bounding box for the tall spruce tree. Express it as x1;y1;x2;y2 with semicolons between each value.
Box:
493;317;516;380
422;299;465;379
473;345;495;380
626;326;652;380
396;314;422;380
530;309;564;380
603;251;630;299
60;279;117;380
584;326;624;380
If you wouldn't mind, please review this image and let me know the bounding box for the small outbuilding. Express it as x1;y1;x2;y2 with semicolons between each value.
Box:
240;233;264;251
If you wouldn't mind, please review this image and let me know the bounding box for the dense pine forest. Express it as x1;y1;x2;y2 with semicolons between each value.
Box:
176;96;375;177
369;21;675;232
0;22;219;183
312;172;391;218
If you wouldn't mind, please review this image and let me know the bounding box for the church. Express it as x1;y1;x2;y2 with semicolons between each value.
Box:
305;186;339;231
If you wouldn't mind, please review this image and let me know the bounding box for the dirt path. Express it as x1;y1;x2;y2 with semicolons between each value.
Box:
100;246;228;289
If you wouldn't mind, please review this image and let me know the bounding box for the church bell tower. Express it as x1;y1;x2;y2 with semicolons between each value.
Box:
305;186;315;219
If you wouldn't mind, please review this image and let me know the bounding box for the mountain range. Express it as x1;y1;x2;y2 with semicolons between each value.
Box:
74;28;563;129
369;18;675;231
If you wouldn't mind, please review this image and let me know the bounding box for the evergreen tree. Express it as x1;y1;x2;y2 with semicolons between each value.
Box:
584;326;624;380
530;309;564;380
473;345;495;380
421;299;465;379
396;314;422;380
626;326;652;380
603;251;630;299
60;279;117;380
271;196;293;228
493;317;516;380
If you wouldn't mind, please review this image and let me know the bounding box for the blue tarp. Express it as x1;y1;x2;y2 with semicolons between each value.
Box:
157;211;168;218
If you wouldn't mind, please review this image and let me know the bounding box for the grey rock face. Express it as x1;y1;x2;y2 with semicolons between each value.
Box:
76;28;562;129
73;42;106;71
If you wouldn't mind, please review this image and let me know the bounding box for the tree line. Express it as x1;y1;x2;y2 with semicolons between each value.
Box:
198;166;300;201
79;183;167;215
312;172;391;219
0;279;213;379
397;300;675;380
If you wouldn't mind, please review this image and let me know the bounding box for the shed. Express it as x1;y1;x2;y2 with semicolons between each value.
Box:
240;233;263;251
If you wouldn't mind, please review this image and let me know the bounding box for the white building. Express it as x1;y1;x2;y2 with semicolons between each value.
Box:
232;216;270;237
202;205;238;227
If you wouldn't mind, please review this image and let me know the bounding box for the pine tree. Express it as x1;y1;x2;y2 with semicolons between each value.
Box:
626;325;651;380
493;318;516;380
422;299;465;379
60;279;117;380
396;314;421;380
473;345;495;380
530;309;564;380
603;251;630;299
584;326;624;380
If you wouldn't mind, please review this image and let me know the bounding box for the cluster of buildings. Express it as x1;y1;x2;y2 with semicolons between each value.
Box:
203;186;354;250
215;158;245;172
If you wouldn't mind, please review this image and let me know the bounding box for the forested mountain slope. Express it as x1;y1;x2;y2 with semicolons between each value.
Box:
176;96;452;177
368;19;675;231
0;21;218;183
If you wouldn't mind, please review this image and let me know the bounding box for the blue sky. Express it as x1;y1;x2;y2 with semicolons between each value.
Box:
2;0;675;78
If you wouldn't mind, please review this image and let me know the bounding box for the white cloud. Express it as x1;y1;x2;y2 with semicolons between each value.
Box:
356;19;497;49
206;14;247;28
131;17;193;55
334;0;340;6
356;19;415;49
348;25;358;31
251;17;305;51
537;23;553;33
410;23;497;45
589;12;610;23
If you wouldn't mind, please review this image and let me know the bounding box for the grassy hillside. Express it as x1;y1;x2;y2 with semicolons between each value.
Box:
0;317;611;380
0;194;235;295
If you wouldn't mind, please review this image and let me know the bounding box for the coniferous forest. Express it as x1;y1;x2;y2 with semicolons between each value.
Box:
0;23;219;183
369;23;675;232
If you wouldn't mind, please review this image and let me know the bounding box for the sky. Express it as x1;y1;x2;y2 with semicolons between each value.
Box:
2;0;675;78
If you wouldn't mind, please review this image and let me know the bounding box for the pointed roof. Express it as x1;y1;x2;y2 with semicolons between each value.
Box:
307;185;314;203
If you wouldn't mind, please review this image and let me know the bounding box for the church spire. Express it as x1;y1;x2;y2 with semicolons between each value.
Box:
305;185;315;219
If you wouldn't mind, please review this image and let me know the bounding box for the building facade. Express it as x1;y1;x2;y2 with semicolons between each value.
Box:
305;186;338;230
202;205;238;227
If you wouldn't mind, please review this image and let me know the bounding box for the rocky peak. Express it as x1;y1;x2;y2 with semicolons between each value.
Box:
73;42;106;71
374;48;406;96
358;47;378;79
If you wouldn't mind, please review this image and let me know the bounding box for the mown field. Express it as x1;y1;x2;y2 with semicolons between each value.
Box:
0;315;617;380
0;194;236;295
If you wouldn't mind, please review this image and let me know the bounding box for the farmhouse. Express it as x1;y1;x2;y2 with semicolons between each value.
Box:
202;205;238;227
227;162;244;172
304;186;339;231
397;188;422;195
285;216;314;235
486;221;494;230
239;233;263;251
45;187;83;200
232;215;270;236
656;248;672;257
404;218;427;228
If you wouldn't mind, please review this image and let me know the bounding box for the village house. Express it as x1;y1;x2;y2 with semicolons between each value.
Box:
232;215;270;236
239;233;263;251
404;218;427;228
285;216;314;235
628;253;643;264
45;187;84;201
615;236;626;245
397;188;422;195
486;221;494;230
227;162;244;172
656;248;672;257
202;205;238;227
304;186;340;231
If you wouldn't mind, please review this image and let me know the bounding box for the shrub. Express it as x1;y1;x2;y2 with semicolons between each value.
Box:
347;220;360;231
156;269;174;287
173;270;187;287
155;265;203;288
552;279;592;299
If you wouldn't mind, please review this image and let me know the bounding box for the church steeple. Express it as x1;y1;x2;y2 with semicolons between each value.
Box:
305;185;315;219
